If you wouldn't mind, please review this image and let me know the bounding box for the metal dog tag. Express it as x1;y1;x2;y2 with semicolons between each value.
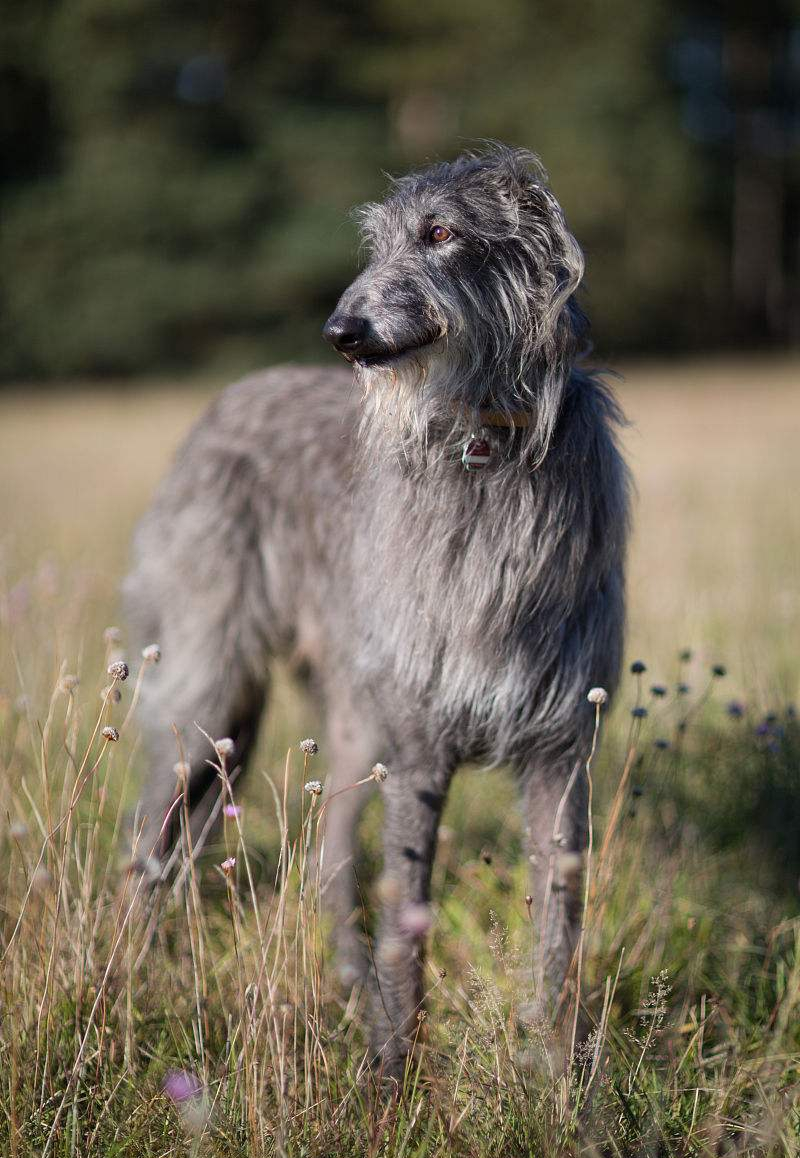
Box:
462;436;492;471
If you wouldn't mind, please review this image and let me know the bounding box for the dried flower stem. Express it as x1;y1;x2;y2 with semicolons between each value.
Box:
570;698;602;1059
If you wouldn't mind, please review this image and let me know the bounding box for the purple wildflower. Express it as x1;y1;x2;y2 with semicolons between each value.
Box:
726;700;745;719
162;1069;207;1132
162;1069;203;1104
398;903;433;939
223;803;242;819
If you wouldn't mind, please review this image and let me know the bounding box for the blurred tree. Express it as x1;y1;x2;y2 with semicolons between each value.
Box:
0;0;797;380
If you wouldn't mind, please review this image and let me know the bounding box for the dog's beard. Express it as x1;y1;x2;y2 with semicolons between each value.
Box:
354;340;481;467
356;345;432;428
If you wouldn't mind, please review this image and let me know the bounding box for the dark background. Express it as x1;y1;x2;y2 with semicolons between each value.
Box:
2;0;799;382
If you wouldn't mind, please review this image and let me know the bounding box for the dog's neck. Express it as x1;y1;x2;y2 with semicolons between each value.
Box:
353;356;569;475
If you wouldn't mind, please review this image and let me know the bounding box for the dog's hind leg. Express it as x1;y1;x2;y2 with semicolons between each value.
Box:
133;670;267;875
125;450;271;874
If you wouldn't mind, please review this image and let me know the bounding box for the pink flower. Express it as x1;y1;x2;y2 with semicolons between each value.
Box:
398;903;433;939
162;1069;203;1104
162;1069;207;1132
220;856;236;874
223;803;241;819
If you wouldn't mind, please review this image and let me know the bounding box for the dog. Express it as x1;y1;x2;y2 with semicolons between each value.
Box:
125;144;630;1077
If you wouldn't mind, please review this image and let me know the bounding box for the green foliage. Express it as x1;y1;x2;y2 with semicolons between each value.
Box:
0;1;778;380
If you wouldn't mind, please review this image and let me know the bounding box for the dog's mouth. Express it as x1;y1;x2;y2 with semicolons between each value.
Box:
343;333;440;369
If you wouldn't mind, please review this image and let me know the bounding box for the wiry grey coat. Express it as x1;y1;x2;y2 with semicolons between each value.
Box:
125;146;630;1077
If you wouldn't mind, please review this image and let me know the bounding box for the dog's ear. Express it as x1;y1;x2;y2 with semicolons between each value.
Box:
483;147;585;296
481;145;547;201
484;151;588;465
525;184;585;297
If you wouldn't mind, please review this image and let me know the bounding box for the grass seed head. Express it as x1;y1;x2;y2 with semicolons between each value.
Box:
214;737;235;760
141;855;162;882
173;760;190;783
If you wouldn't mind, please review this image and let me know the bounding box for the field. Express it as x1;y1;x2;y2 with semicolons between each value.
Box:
1;356;799;1156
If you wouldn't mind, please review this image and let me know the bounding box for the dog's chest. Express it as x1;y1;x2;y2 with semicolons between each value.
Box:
348;467;559;724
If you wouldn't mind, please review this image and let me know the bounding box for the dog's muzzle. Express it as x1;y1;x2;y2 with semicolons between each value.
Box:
322;312;438;367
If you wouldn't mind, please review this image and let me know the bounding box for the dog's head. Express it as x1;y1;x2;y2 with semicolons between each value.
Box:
324;146;587;451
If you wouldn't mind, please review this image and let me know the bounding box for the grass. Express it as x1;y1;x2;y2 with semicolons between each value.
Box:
0;355;799;1155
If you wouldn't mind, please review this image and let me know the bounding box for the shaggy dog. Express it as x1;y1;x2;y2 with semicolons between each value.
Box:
126;145;629;1076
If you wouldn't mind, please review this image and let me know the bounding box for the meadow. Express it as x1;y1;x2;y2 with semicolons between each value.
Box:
0;356;799;1156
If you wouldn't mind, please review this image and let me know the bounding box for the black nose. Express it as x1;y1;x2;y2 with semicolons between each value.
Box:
322;313;369;354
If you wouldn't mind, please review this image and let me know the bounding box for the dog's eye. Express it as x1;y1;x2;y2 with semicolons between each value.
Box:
428;224;453;244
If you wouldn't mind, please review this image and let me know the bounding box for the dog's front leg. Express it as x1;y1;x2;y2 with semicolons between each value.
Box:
518;758;588;1021
369;754;452;1080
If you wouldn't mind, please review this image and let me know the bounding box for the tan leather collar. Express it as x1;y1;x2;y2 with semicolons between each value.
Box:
476;409;532;428
453;404;534;430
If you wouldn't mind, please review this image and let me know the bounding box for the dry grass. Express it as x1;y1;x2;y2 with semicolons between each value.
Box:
1;356;799;1156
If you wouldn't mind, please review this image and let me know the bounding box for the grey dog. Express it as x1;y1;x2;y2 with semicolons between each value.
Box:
125;145;629;1077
